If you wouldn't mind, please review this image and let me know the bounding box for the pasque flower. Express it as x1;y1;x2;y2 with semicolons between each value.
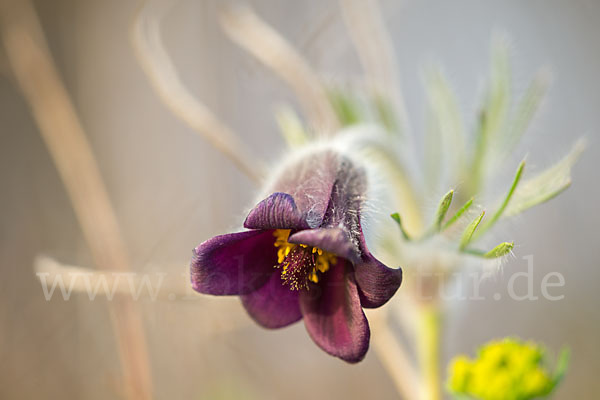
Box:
191;149;402;362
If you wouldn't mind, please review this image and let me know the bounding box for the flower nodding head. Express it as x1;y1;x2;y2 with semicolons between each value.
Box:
190;147;402;362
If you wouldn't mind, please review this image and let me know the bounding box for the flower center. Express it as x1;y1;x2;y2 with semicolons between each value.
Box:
273;229;337;290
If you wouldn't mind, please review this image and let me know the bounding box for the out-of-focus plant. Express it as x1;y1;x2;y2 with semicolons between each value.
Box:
316;38;584;266
447;338;569;400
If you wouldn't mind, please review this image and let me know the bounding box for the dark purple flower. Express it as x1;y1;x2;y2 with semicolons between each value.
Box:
191;150;402;363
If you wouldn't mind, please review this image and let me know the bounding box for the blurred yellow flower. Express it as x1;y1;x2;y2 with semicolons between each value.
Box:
447;338;569;400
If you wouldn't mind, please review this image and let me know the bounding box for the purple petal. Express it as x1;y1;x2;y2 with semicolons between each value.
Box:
244;192;309;230
241;271;302;329
191;230;277;295
353;221;402;308
299;259;370;363
288;228;359;263
354;254;402;308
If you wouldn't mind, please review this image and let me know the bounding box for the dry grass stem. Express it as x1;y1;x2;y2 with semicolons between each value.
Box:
219;4;339;135
0;1;152;398
34;257;250;335
132;0;265;184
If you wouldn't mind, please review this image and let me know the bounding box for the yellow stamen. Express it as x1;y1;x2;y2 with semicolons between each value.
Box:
272;229;337;289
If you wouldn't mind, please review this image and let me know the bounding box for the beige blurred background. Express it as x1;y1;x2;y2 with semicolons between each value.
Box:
1;0;598;399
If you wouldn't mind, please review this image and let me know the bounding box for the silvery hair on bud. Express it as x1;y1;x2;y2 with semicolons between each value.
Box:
252;125;395;252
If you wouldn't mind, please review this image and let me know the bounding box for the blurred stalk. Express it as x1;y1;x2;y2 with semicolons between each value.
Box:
0;1;152;398
418;303;442;400
370;309;420;400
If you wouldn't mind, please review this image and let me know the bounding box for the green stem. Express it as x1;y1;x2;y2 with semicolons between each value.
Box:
418;303;442;400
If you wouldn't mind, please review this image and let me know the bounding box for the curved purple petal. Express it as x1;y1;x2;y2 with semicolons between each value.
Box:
241;270;302;329
354;254;402;308
244;192;309;230
191;230;277;295
353;219;402;308
299;259;370;363
288;228;359;263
